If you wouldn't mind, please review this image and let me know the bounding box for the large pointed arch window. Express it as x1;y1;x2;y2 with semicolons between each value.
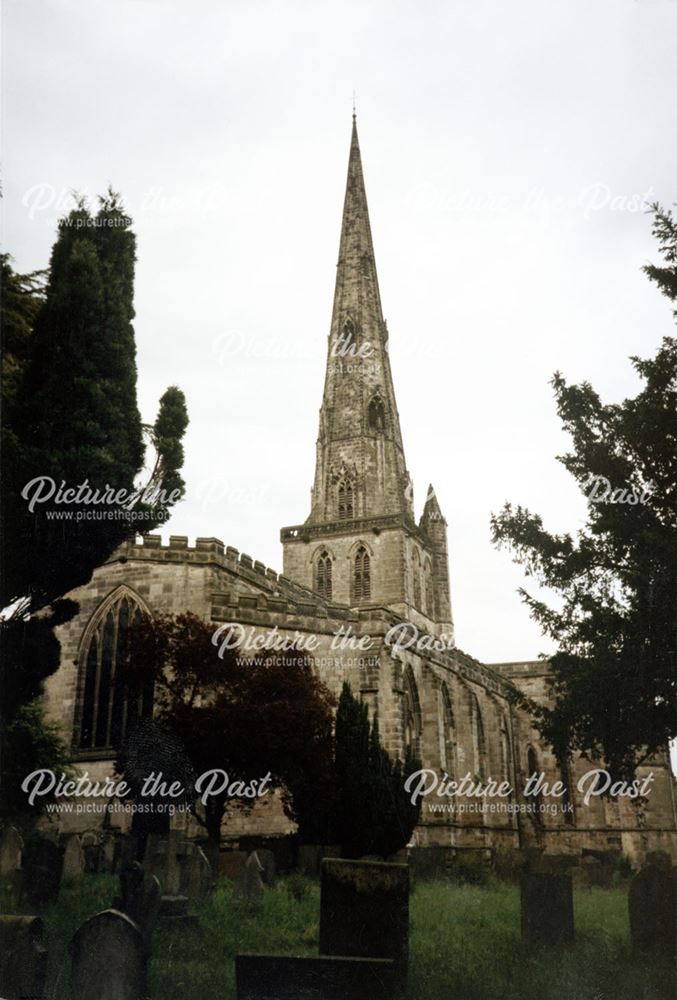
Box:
353;545;371;601
470;692;487;780
337;479;354;520
403;667;422;758
316;550;333;601
438;684;455;775
77;589;153;752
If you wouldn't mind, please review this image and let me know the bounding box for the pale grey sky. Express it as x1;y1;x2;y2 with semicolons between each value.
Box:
4;0;677;664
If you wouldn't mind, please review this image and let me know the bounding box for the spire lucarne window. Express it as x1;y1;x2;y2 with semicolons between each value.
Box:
78;589;153;751
337;479;354;520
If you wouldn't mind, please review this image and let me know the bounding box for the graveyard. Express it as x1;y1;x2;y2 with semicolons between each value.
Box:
1;829;675;1000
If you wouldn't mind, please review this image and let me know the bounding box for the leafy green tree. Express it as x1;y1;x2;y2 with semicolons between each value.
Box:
2;192;189;617
0;195;188;818
125;613;337;851
491;204;677;778
333;682;421;858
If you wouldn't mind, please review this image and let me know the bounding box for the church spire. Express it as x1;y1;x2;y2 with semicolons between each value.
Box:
307;116;411;524
281;119;452;636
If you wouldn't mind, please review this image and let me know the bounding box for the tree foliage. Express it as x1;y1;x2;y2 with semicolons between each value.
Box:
2;192;189;618
125;613;337;847
0;195;188;818
491;204;677;777
333;682;421;858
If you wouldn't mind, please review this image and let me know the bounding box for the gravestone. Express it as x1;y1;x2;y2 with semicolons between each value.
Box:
145;834;182;895
70;909;146;1000
21;837;64;907
297;844;321;877
320;859;409;978
628;858;677;957
220;849;248;881
116;862;162;949
158;893;198;930
99;832;116;873
520;872;575;945
256;848;275;886
0;826;23;875
0;915;48;1000
0;826;24;900
235;953;399;1000
81;832;101;874
184;847;212;903
234;852;265;907
408;846;449;880
63;834;85;878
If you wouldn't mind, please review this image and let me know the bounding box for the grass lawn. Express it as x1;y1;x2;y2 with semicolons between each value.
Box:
2;874;674;999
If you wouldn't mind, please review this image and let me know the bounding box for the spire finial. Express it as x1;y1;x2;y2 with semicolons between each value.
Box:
352;89;357;122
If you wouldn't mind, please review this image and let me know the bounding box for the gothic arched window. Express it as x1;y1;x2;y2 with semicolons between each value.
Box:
78;589;153;752
316;550;333;601
413;549;421;610
403;667;422;757
337;479;354;520
470;692;487;779
499;712;513;793
438;684;455;774
353;545;371;601
368;396;385;432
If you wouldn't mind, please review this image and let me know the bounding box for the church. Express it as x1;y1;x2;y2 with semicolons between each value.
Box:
44;118;677;863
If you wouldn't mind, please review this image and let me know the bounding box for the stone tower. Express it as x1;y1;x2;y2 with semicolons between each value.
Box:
281;117;453;640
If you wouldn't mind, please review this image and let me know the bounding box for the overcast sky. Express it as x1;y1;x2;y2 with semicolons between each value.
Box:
4;0;677;666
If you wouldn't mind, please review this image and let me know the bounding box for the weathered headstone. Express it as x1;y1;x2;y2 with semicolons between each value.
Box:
70;909;145;1000
0;915;47;1000
256;848;276;886
320;859;409;978
81;831;101;874
628;859;677;957
492;848;528;882
408;846;449;880
21;836;64;907
116;862;162;949
99;832;116;873
0;826;24;875
158;893;198;930
220;850;248;881
184;846;212;903
145;834;182;895
63;834;85;878
520;872;575;945
234;852;265;907
235;953;399;1000
297;844;321;877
